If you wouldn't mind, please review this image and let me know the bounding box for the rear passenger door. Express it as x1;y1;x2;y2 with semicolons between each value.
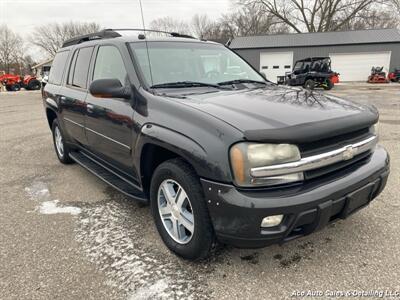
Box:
85;45;135;173
60;46;94;145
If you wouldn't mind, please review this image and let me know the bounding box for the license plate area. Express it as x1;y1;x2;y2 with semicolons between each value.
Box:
342;181;378;217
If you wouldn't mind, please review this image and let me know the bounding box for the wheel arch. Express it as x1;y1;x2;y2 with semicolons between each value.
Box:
46;108;58;129
136;124;212;197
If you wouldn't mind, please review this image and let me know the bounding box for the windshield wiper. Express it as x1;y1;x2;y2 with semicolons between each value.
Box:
217;79;267;86
151;81;228;89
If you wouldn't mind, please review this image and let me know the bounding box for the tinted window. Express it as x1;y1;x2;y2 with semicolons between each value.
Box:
70;47;93;88
93;46;127;85
48;51;69;85
67;50;78;85
130;42;264;86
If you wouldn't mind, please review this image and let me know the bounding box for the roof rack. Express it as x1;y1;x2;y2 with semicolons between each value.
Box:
61;28;197;48
62;30;122;48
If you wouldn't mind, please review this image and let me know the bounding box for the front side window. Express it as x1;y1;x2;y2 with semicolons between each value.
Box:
130;42;264;87
68;47;94;89
48;50;69;85
93;46;127;85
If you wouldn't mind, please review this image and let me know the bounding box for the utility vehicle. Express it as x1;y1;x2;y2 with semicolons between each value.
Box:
285;57;335;90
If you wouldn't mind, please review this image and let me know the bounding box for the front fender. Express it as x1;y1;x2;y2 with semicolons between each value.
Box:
134;123;231;182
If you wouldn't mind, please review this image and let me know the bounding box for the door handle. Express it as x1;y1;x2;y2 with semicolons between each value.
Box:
87;104;94;112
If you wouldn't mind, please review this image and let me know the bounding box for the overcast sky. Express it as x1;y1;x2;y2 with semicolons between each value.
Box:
1;0;233;36
1;0;233;59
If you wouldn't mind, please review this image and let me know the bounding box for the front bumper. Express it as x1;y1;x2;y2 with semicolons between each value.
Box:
201;146;390;248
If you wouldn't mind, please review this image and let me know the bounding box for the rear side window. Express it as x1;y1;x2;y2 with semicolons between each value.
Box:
93;46;127;85
68;47;94;89
48;51;69;85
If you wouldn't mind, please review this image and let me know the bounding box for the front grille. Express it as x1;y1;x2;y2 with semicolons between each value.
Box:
300;127;373;180
299;127;371;157
304;151;372;180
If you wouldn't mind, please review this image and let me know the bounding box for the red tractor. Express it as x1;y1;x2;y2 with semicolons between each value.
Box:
22;75;41;90
0;74;22;91
0;74;41;91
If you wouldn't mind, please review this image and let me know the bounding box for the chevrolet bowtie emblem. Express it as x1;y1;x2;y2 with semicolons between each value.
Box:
343;145;356;160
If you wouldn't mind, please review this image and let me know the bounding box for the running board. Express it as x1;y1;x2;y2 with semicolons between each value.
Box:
69;151;148;203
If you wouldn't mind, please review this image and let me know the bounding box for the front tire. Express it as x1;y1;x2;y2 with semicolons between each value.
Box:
27;79;41;90
6;84;21;92
323;79;334;90
51;119;73;164
150;158;215;260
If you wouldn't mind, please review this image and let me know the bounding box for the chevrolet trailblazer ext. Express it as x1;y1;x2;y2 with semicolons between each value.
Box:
43;29;389;260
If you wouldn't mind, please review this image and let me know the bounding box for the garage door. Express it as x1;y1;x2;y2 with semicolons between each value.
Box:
330;52;391;82
260;52;293;83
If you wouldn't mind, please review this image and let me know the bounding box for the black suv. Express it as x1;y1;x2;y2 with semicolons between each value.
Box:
43;29;390;260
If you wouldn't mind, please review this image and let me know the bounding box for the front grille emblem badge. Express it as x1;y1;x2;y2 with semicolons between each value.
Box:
343;145;356;160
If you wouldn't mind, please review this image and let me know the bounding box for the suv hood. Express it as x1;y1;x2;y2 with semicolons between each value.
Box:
171;86;378;143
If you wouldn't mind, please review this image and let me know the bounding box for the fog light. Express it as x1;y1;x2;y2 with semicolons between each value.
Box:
261;215;284;228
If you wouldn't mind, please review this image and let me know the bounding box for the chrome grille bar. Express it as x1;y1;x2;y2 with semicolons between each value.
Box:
250;135;377;178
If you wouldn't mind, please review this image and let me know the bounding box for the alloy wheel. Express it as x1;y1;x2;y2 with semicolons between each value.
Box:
54;126;64;158
157;179;194;244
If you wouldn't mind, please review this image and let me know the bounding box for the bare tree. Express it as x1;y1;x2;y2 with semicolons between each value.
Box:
221;3;289;36
239;0;384;32
191;14;214;39
344;8;400;30
30;22;101;57
191;6;289;43
391;0;400;12
0;25;24;73
149;17;191;34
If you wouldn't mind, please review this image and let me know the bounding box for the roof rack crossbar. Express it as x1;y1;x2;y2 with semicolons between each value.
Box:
62;30;122;48
108;28;196;39
61;28;197;48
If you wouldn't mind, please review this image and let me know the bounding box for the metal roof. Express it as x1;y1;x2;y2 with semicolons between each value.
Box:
230;28;400;49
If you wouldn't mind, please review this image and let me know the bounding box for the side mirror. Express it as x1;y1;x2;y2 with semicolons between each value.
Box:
89;78;131;99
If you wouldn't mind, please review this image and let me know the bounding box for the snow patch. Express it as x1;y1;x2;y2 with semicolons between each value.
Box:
39;200;81;216
25;181;50;201
129;279;169;300
75;200;208;299
25;181;81;216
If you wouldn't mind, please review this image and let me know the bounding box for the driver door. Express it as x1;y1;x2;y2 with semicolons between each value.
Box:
85;45;135;174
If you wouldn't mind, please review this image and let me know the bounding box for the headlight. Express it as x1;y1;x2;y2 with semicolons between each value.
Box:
370;122;379;138
230;143;303;187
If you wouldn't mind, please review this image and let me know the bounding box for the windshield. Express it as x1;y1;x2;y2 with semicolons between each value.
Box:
130;41;264;87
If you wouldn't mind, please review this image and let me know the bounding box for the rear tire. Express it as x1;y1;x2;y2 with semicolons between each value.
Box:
150;158;215;260
323;79;334;90
51;119;73;164
304;79;315;90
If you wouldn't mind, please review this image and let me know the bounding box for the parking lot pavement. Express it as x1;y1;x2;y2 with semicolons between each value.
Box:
0;87;399;300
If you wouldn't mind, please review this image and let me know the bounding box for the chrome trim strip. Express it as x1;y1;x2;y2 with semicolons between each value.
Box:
250;135;377;178
86;127;131;150
64;117;84;128
46;98;58;108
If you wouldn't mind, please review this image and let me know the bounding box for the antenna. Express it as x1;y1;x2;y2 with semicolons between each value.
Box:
138;0;154;87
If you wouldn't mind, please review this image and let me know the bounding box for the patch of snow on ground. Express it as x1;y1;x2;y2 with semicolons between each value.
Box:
25;181;81;216
39;200;81;216
75;198;209;300
25;181;50;201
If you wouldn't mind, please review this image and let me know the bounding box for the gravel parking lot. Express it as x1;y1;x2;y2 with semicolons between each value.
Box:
1;85;399;300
